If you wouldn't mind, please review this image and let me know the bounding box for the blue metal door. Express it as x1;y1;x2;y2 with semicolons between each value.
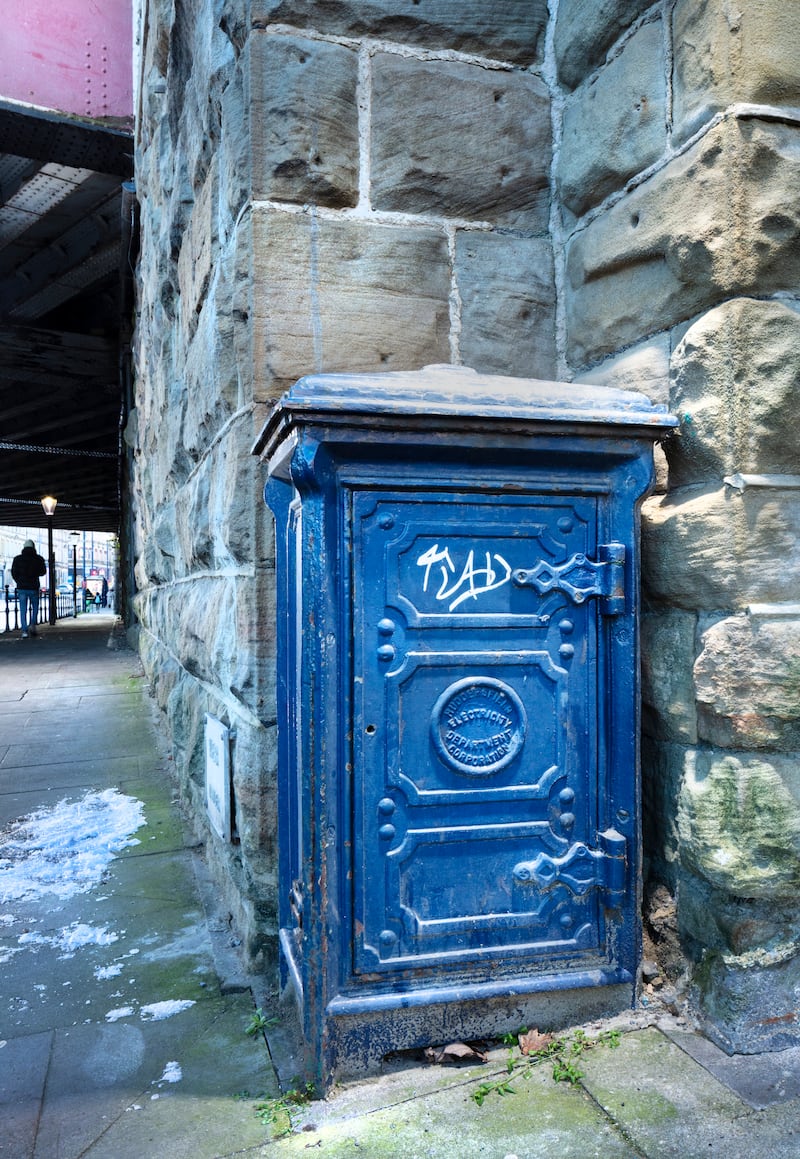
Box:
352;483;627;979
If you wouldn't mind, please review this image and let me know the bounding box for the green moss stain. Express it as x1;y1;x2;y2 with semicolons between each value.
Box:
680;754;800;896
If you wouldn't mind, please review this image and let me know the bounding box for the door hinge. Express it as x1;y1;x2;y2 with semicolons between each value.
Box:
512;543;625;615
512;829;627;907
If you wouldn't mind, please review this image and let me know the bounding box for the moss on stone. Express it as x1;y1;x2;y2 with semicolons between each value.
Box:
679;753;800;897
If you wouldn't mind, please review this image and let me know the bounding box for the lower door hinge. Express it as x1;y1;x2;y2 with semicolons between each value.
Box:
512;829;627;907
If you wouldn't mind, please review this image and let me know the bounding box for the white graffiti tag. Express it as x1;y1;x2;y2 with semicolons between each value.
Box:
416;544;513;611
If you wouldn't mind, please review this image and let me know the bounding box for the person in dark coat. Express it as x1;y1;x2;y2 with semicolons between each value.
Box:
11;539;46;638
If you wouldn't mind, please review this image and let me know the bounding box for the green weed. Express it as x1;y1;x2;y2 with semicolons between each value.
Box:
254;1081;316;1139
471;1026;621;1105
245;1008;278;1037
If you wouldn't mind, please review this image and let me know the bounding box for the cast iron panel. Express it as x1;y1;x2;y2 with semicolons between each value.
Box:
351;489;620;975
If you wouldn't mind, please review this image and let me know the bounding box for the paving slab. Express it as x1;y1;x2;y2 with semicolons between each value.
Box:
260;1059;639;1158
666;1027;800;1109
1;859;214;1036
0;1031;52;1159
33;990;273;1159
0;759;144;823
578;1026;800;1157
0;731;151;767
0;710;35;734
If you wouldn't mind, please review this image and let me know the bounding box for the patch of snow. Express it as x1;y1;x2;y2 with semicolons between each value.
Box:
156;1060;182;1084
105;1006;135;1022
140;1000;195;1021
140;924;208;962
18;922;119;956
95;963;124;980
0;789;145;904
0;913;15;925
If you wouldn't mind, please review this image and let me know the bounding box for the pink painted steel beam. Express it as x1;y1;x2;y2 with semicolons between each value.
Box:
0;0;132;122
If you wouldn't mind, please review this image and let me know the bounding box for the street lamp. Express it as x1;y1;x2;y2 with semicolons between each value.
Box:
41;495;57;626
70;531;80;617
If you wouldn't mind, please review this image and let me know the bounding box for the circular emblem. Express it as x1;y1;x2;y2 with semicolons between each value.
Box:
431;678;526;776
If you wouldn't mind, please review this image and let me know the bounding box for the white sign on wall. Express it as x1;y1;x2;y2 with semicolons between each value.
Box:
205;714;231;841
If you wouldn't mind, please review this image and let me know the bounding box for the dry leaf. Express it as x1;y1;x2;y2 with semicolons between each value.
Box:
519;1028;553;1055
424;1042;487;1065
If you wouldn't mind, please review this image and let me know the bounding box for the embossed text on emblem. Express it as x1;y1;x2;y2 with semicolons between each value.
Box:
431;677;526;776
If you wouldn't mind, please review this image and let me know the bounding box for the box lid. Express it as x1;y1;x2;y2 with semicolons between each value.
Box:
254;364;677;459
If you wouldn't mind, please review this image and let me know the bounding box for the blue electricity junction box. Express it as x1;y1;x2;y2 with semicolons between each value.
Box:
255;364;677;1086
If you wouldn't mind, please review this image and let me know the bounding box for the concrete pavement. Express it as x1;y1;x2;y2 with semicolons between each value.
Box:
0;615;277;1158
2;615;800;1158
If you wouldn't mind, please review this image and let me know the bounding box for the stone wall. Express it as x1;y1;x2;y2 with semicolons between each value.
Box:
246;3;556;393
131;0;556;968
557;0;800;1051
132;0;800;1050
131;0;279;962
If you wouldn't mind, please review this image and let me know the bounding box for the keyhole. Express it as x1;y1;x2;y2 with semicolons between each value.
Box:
365;724;376;736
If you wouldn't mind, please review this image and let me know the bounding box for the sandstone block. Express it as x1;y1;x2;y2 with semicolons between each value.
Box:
174;419;261;572
692;944;800;1055
454;232;555;378
184;232;252;418
641;610;698;743
578;334;670;405
183;296;230;427
147;578;264;714
177;163;216;331
578;338;672;490
222;441;266;568
250;0;547;65
137;498;180;586
677;747;800;899
165;669;206;784
694;613;800;751
554;0;653;90
564;117;800;367
677;867;800;959
234;567;278;716
231;217;257;404
371;55;550;229
134;599;278;878
667;299;800;487
673;0;800;145
642;485;800;611
558;18;666;217
250;34;358;208
220;56;250;224
252;210;451;395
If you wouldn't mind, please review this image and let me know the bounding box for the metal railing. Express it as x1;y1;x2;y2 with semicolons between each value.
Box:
1;586;93;633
